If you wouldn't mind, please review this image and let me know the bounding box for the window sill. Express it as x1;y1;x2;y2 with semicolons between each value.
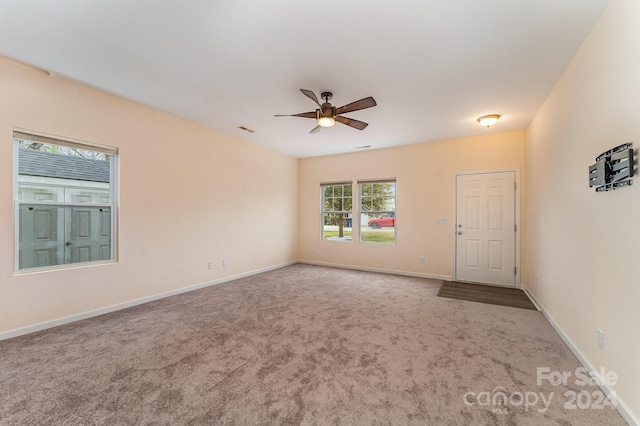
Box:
14;259;118;276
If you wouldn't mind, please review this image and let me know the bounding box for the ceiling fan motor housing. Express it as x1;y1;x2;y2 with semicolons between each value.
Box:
316;106;336;119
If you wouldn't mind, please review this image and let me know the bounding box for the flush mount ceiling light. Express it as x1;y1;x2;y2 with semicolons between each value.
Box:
477;114;501;128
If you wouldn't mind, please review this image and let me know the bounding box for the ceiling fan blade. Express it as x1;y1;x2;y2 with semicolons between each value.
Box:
335;97;377;115
300;89;322;108
274;111;317;118
335;115;369;130
309;125;321;134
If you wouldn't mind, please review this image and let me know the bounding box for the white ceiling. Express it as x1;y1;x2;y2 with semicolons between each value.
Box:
0;1;608;158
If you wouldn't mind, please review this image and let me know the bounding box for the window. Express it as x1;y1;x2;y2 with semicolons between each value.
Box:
14;131;117;271
321;182;353;241
359;180;396;243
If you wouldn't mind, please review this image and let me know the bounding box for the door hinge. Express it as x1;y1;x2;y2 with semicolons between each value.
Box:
515;224;517;232
514;267;517;275
514;182;517;190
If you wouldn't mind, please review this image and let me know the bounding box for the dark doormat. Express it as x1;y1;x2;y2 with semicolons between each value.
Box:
438;281;537;310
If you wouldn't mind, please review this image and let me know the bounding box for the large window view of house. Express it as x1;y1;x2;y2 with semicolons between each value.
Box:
360;180;396;243
14;132;117;271
321;182;353;241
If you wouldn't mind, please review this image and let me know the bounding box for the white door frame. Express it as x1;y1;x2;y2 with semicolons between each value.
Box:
452;169;521;288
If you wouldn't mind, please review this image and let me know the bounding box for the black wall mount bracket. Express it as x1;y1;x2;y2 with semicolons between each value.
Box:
588;142;635;192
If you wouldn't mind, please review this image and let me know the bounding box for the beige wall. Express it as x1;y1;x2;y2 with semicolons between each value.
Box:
525;0;640;418
299;131;525;279
0;56;299;334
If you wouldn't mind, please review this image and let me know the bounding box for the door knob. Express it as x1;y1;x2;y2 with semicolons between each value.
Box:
65;242;72;246
457;231;462;235
458;224;462;228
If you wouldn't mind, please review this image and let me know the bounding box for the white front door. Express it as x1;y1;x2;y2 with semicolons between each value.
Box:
455;171;517;287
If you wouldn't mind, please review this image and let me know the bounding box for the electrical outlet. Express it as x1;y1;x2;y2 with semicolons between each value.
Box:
222;258;228;267
207;262;213;270
597;329;604;351
419;257;425;264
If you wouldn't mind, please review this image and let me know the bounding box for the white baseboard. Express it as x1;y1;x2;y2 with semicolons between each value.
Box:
523;286;639;426
298;260;451;281
0;261;296;341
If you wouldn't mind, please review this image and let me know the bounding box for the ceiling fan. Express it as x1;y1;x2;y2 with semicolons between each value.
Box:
275;89;377;134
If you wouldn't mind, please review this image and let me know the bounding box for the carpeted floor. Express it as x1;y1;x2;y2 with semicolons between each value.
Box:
0;264;626;425
438;281;537;310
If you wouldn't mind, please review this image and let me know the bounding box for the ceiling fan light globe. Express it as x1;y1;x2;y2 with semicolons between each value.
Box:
318;117;335;127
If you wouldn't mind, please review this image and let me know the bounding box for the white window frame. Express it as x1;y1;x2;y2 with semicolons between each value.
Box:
13;131;118;272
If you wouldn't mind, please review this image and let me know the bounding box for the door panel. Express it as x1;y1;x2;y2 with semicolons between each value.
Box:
488;196;504;229
456;172;516;287
19;205;111;269
465;240;481;268
19;206;62;269
34;249;55;268
466;197;481;229
488;240;504;270
68;207;111;264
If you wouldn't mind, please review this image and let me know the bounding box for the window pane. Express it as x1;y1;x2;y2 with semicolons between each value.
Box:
322;213;352;242
361;183;371;197
17;141;112;203
18;205;111;270
361;197;372;211
322;184;354;213
359;181;396;244
360;212;395;243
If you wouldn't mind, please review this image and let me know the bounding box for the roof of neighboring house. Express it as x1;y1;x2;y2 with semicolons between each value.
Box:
18;148;110;183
